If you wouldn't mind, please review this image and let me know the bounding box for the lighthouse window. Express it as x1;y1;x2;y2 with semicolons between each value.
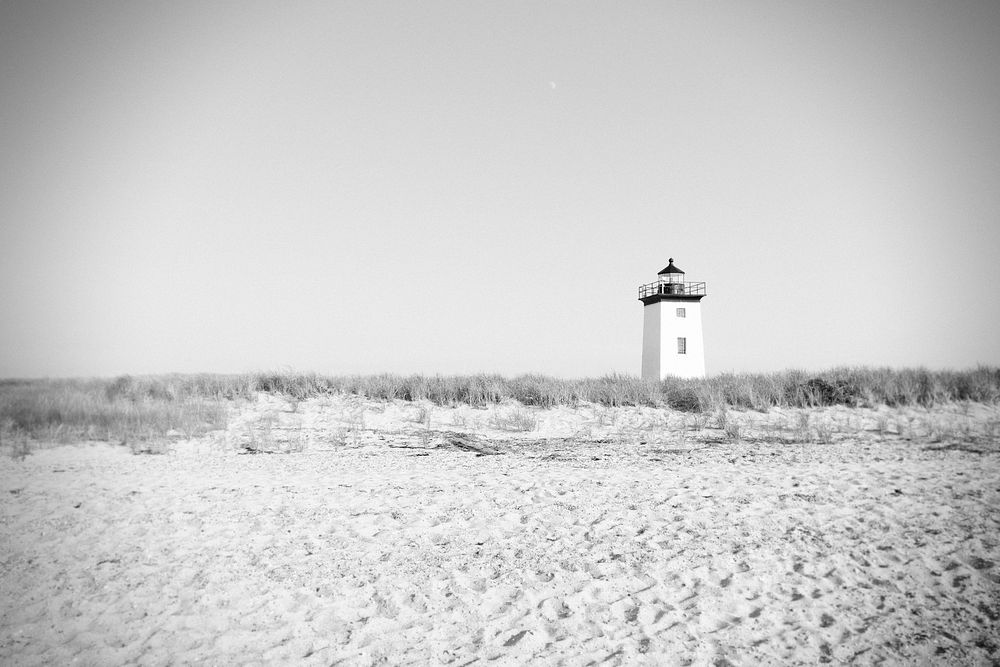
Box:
676;308;686;318
677;337;687;354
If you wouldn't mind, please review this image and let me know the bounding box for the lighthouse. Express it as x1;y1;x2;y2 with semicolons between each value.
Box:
638;258;707;379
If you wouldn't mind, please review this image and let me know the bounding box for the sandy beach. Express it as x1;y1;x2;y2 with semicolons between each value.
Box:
2;395;999;665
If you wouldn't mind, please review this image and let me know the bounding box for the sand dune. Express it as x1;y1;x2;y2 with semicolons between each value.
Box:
2;396;998;665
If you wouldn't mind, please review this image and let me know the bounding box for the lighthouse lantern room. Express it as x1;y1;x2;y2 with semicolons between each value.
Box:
638;258;707;379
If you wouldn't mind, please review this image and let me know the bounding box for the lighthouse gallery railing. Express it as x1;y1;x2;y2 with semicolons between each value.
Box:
638;281;707;299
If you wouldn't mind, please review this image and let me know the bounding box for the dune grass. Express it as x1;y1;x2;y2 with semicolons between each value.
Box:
1;367;998;449
244;367;1000;410
0;377;230;447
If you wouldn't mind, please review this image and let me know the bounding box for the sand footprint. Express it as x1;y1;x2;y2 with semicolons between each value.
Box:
538;598;572;621
478;584;521;619
452;569;488;594
533;570;555;583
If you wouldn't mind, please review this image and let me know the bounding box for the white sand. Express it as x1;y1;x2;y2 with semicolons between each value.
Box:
2;396;998;665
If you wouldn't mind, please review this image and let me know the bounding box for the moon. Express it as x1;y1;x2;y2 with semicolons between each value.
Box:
549;81;556;90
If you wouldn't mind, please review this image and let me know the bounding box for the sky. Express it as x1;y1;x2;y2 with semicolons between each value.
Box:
1;1;999;379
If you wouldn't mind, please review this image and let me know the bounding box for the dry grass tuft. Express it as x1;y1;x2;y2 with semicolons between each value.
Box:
490;407;538;432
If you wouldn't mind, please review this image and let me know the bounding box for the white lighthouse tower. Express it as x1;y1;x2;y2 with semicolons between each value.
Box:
639;258;707;379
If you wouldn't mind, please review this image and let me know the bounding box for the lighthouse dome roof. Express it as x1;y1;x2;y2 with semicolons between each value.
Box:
657;258;685;275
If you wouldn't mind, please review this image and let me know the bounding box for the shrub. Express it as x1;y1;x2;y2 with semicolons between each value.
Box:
662;385;703;412
789;378;861;407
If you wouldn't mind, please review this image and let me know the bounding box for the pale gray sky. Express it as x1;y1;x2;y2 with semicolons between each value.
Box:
2;1;999;378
